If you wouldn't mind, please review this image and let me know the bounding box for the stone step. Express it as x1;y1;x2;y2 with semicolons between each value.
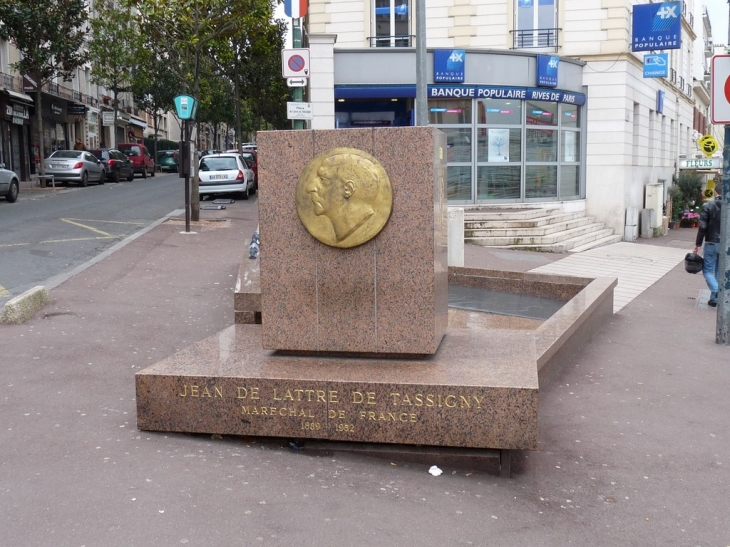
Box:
466;228;618;253
466;215;596;237
465;211;587;230
463;206;562;222
568;233;624;253
466;222;607;247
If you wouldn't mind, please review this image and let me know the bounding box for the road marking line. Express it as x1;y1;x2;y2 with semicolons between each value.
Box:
0;284;9;297
42;236;118;243
0;236;118;249
60;218;114;237
62;218;146;226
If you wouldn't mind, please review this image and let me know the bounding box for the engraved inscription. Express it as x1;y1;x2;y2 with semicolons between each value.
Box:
176;383;490;436
178;384;224;398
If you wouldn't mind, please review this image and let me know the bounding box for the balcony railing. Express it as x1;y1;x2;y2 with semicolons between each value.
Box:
511;28;560;51
368;35;414;47
1;72;17;89
0;70;99;108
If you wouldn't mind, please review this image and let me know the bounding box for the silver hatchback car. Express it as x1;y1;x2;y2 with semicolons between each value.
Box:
44;150;105;186
198;153;255;200
0;163;20;203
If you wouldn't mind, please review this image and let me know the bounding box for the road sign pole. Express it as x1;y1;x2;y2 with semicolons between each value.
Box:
717;123;730;344
292;18;304;130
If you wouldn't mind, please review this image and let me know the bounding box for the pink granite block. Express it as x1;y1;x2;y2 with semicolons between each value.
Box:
258;131;319;350
316;241;377;352
313;129;373;157
373;127;448;353
257;127;448;355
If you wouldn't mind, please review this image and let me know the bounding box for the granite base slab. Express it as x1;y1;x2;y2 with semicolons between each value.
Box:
136;316;539;450
138;272;616;452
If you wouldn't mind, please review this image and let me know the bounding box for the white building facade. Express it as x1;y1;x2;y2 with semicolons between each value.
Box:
300;0;716;235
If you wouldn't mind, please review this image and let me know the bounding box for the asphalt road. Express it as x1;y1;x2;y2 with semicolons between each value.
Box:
0;173;184;305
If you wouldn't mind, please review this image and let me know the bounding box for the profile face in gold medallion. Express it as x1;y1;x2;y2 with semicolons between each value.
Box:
296;148;393;248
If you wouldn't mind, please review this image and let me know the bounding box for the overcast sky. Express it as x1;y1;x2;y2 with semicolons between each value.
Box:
706;0;729;46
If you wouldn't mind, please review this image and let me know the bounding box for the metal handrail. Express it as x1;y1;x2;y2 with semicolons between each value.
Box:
367;35;415;47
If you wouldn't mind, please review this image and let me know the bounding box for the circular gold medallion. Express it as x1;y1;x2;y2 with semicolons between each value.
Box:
296;148;393;248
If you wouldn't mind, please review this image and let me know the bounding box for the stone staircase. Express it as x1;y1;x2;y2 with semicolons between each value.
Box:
463;205;623;253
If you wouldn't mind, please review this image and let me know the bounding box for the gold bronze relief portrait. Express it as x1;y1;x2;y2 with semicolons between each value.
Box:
296;148;393;249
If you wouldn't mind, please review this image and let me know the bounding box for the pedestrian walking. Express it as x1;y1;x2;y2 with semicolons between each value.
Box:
693;188;723;307
74;138;86;151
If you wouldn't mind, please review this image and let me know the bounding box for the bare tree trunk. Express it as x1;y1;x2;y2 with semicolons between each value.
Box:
36;89;45;177
234;42;242;152
112;90;119;148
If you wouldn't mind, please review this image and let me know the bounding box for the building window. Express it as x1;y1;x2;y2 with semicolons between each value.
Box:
514;0;558;49
429;93;581;204
371;1;411;47
429;99;471;201
476;98;523;199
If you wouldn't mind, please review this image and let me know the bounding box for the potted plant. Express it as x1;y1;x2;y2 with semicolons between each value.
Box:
669;171;703;228
681;209;700;228
667;185;683;228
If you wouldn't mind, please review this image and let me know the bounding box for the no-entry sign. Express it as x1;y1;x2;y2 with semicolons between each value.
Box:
711;55;730;123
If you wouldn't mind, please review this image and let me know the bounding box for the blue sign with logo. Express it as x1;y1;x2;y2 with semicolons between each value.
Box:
657;90;665;114
537;55;559;87
643;53;669;78
434;49;465;83
632;2;681;52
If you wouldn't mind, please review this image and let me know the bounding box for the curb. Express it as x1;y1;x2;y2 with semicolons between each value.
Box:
0;286;51;324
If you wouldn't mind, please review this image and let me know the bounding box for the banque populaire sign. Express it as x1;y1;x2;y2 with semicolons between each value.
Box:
428;85;586;105
631;1;681;52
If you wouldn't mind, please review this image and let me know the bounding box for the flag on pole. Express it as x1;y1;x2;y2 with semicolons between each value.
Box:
284;0;307;18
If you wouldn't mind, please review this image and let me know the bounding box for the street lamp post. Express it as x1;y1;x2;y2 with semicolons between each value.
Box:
415;0;428;126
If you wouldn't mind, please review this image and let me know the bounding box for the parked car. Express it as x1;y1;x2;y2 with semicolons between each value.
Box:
90;148;134;182
156;150;179;173
239;150;258;190
198;153;255;200
44;150;105;186
117;143;155;178
0;163;19;203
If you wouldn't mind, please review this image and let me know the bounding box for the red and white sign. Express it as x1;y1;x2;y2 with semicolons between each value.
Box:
282;48;310;79
711;54;730;123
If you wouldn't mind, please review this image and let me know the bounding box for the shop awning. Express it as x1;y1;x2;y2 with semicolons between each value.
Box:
335;85;416;99
129;116;147;129
1;88;34;104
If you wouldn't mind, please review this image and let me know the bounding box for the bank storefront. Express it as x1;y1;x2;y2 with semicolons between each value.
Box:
333;49;587;205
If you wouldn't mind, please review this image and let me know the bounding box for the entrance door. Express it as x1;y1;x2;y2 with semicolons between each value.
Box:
11;124;21;177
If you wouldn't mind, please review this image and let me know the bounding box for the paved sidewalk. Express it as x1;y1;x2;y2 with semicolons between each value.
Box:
1;205;728;547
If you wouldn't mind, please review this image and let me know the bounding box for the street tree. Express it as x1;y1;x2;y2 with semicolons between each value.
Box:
124;0;257;220
196;69;236;151
87;0;140;148
206;3;286;148
0;0;88;176
237;17;289;131
131;40;180;161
